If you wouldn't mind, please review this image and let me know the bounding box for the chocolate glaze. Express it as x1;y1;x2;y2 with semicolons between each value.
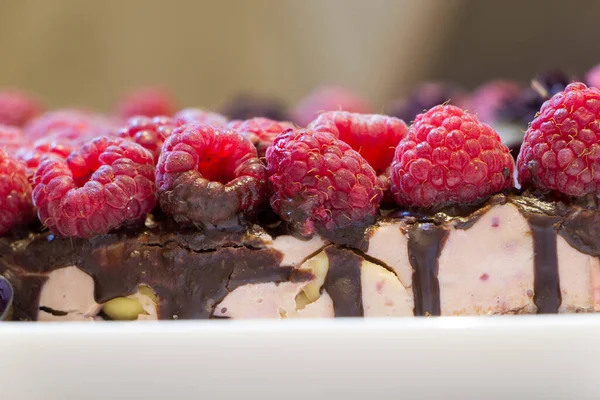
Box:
559;209;600;258
3;189;600;320
406;223;448;316
324;246;364;317
0;225;309;320
527;215;562;313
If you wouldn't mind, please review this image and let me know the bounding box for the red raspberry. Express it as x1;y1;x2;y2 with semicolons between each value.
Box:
117;87;176;119
229;117;295;158
517;82;600;197
0;149;34;235
118;116;176;162
308;111;408;175
391;105;514;207
173;108;228;127
24;110;112;142
156;123;267;227
0;124;30;155
266;128;383;237
15;135;74;170
32;137;156;238
0;89;43;128
293;86;371;127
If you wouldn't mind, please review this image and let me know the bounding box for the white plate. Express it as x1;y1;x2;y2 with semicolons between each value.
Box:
1;315;598;400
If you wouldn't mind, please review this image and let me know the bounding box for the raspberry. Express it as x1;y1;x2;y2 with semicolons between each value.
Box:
118;116;176;162
230;117;295;158
517;82;600;197
0;89;43;128
117;87;176;119
156;124;267;227
307;111;408;175
222;93;289;121
32;137;156;238
266;128;383;237
0;124;30;155
0;149;33;235
24;110;112;142
15;135;74;170
173;108;228;127
388;82;467;124
391;105;514;207
292;86;371;127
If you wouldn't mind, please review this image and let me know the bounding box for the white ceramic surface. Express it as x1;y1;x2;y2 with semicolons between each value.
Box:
1;315;599;400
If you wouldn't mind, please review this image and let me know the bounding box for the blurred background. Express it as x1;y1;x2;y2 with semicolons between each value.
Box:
1;0;599;112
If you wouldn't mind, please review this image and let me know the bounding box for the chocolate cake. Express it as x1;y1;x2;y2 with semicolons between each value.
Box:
1;82;600;321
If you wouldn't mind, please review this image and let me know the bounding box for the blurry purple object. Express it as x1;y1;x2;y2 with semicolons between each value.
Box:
388;82;467;123
0;275;13;321
222;94;289;122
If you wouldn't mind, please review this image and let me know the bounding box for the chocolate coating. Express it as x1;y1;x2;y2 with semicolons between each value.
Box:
406;223;448;316
324;246;364;317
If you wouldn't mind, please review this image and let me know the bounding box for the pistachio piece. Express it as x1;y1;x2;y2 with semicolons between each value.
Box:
101;285;158;320
295;251;329;310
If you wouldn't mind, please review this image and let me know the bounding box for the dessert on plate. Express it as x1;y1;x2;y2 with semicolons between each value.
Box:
1;82;600;321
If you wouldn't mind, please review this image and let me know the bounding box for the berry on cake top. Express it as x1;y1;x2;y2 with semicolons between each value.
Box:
32;137;156;238
0;149;33;235
229;117;295;158
266;128;383;237
0;89;44;128
156;123;267;227
308;111;408;175
118;115;176;162
292;86;371;127
173;108;228;127
390;104;514;208
116;87;176;119
517;82;600;197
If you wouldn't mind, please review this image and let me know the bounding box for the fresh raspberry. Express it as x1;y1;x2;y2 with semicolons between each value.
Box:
230;117;295;158
173;108;228;127
517;82;600;197
117;87;176;119
308;111;408;175
0;149;34;235
0;89;43;128
156;123;267;227
292;86;371;127
0;124;30;155
388;82;467;124
15;135;74;170
468;81;522;124
391;105;514;208
266;128;383;237
24;110;112;142
221;93;289;121
32;137;156;238
118;116;176;162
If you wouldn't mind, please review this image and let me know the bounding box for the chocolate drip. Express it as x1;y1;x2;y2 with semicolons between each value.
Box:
324;247;364;317
0;227;306;320
527;215;561;313
406;223;448;316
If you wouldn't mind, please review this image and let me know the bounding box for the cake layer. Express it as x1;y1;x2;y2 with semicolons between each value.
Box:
1;193;599;320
